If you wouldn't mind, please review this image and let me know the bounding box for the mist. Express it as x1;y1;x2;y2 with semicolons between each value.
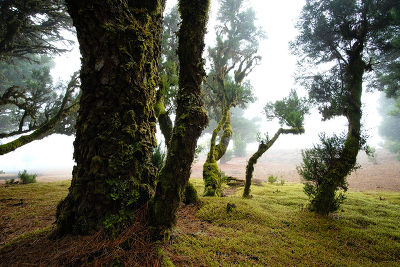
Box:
0;0;385;173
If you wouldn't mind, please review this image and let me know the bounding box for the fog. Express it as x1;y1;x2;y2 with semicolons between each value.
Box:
0;0;383;173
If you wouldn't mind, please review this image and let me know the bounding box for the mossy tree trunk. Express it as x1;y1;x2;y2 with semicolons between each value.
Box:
313;42;365;214
149;0;209;236
55;0;164;236
243;127;304;198
203;107;231;196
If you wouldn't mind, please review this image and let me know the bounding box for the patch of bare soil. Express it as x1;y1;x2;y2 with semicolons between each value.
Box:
192;148;400;191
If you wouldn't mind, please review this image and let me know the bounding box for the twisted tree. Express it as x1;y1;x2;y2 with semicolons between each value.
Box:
243;90;308;198
202;0;264;196
293;0;400;214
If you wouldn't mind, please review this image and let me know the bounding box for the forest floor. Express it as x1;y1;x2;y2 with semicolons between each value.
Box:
1;177;400;266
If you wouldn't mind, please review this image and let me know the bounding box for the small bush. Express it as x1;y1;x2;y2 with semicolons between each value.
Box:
268;175;277;184
280;179;285;185
5;178;17;185
18;170;37;184
297;133;358;215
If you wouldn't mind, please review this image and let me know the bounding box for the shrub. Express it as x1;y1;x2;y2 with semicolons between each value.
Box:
280;179;285;185
268;175;277;184
18;170;37;184
297;133;358;215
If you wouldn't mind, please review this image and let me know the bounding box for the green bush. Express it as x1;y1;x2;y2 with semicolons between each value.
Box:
297;133;357;215
280;179;285;185
18;170;37;184
268;175;277;184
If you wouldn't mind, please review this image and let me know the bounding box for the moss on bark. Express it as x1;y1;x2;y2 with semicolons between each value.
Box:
243;127;304;198
149;0;209;237
55;0;164;236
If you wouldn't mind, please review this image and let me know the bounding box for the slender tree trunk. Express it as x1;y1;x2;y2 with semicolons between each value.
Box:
243;128;304;198
215;110;233;160
313;43;365;215
203;107;230;196
55;0;165;236
149;0;209;236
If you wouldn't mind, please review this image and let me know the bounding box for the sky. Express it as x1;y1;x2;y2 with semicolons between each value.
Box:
0;0;384;172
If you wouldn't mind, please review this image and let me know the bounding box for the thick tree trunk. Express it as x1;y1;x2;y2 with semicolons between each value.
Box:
243;128;304;198
149;0;209;236
55;0;164;236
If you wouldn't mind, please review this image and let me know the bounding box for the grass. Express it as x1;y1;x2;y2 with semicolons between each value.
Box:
0;179;399;266
166;179;400;266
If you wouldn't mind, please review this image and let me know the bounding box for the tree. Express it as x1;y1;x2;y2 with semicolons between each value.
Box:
202;0;264;196
0;0;79;155
56;0;209;238
292;0;400;214
243;90;308;198
0;56;79;155
155;6;180;147
0;0;72;61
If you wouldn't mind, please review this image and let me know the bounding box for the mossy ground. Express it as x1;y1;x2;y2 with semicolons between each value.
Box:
166;179;400;266
1;179;399;266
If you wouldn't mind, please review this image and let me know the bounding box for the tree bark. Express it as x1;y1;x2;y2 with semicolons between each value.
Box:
149;0;209;236
243;127;304;198
203;106;230;196
55;0;165;236
313;43;365;214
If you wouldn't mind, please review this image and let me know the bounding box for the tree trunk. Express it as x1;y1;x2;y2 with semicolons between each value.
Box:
215;110;233;160
55;0;164;236
313;43;365;215
149;0;209;236
203;107;230;196
243;128;304;198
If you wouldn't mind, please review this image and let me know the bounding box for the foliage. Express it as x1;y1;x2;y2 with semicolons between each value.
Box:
18;170;37;184
267;175;277;184
264;89;309;128
280;178;285;186
297;133;360;214
151;144;166;172
0;0;73;61
0;56;79;140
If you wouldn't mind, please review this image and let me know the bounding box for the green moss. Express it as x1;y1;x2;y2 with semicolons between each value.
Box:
183;182;199;204
203;161;222;196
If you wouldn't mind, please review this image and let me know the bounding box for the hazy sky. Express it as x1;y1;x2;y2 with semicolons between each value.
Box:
0;0;383;172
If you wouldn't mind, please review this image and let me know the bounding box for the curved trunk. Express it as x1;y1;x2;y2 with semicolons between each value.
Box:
243;128;304;198
313;45;365;215
55;0;164;236
149;0;209;236
215;110;233;161
203;107;230;196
